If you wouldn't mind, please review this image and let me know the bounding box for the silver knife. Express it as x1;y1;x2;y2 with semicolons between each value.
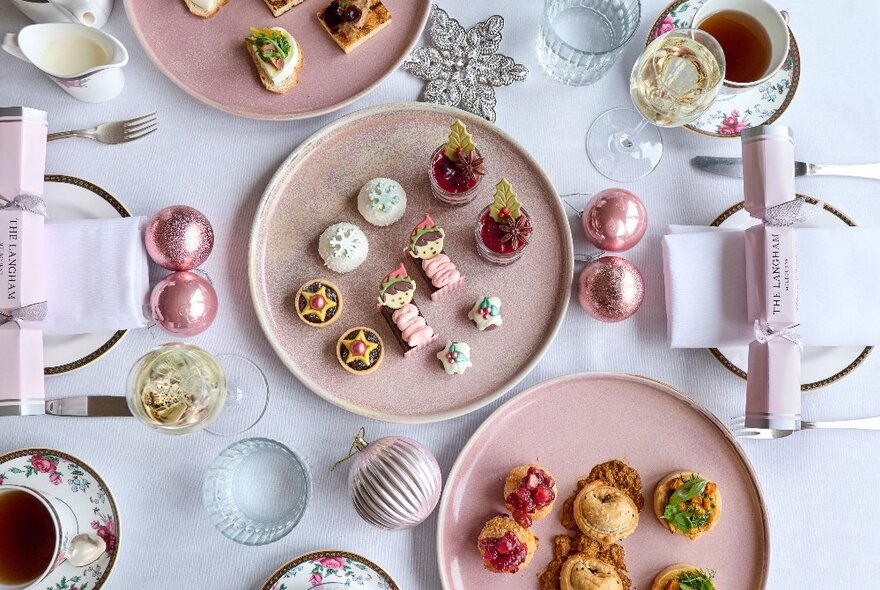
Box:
45;396;131;417
691;156;880;180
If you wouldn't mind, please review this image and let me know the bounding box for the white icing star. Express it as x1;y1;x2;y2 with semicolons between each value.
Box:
329;227;361;258
368;180;400;213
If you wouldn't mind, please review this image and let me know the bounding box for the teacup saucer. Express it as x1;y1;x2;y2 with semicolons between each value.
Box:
0;448;119;590
648;0;801;139
261;550;398;590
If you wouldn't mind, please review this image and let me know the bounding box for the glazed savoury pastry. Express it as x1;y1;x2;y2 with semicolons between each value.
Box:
538;534;631;590
560;555;625;590
650;564;716;590
653;471;721;540
573;481;639;545
245;27;304;94
476;515;538;574
504;464;557;527
182;0;228;18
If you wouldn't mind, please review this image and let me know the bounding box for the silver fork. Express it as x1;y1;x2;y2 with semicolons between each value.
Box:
729;415;880;439
47;112;158;144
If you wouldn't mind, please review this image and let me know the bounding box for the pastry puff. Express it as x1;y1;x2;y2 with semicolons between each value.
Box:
560;555;625;590
650;564;711;590
573;481;639;545
653;471;722;540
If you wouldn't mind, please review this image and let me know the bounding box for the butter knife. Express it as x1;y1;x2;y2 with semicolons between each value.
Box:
45;396;131;417
691;156;880;180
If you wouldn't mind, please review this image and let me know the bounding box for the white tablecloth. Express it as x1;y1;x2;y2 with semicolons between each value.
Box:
3;1;880;587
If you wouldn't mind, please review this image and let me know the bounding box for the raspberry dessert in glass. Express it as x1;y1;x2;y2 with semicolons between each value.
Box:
475;178;533;265
430;119;486;206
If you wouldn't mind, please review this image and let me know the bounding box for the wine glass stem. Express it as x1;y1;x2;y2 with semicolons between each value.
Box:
617;118;651;151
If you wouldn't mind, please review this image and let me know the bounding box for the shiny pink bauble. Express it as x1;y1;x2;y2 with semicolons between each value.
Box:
145;206;215;271
578;256;645;322
582;188;648;252
150;271;218;336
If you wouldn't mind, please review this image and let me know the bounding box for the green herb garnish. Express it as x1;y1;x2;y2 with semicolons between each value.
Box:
679;569;716;590
246;27;291;68
661;475;709;533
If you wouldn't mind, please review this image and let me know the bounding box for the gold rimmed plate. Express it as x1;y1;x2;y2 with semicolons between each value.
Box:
42;175;129;375
260;550;399;590
709;196;872;390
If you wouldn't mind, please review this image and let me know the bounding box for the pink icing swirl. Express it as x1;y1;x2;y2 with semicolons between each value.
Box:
392;304;434;347
422;254;461;289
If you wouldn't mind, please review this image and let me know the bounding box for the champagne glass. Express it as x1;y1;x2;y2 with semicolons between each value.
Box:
586;28;726;182
126;343;269;436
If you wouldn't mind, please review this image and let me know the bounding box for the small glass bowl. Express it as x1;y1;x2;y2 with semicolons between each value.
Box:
429;145;484;206
474;205;532;265
203;438;310;546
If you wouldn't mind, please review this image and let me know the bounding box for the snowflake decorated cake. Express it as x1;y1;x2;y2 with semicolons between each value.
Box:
357;178;407;227
318;222;369;273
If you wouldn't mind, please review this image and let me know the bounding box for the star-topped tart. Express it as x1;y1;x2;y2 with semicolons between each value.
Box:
295;279;342;328
341;329;378;364
336;326;384;375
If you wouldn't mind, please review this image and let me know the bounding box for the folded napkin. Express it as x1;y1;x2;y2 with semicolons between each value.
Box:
42;217;150;335
662;225;880;347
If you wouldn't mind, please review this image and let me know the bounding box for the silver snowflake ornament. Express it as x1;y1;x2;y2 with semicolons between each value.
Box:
403;5;529;123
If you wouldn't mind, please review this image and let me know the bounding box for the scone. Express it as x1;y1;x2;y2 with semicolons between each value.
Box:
560;555;625;590
653;471;721;540
477;515;538;574
245;27;304;94
183;0;228;18
573;481;639;546
504;464;557;527
317;0;392;54
262;0;303;17
651;564;716;590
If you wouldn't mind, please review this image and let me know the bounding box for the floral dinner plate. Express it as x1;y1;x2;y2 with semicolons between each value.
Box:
261;550;398;590
648;0;801;138
0;448;119;590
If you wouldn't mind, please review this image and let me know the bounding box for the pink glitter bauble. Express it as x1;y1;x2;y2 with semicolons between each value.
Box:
582;188;648;252
578;256;645;322
145;206;214;271
150;271;218;336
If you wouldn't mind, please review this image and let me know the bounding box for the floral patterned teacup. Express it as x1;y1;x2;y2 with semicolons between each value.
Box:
0;484;88;589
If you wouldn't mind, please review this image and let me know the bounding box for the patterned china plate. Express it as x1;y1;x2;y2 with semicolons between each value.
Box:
648;0;801;138
709;197;872;389
42;175;130;376
261;551;398;590
0;448;119;590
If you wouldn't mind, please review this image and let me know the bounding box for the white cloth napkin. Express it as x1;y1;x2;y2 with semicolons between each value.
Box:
42;217;150;335
662;225;880;347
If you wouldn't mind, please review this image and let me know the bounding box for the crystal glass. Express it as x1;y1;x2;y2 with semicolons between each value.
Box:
203;438;310;546
586;28;726;181
536;0;641;86
126;343;268;436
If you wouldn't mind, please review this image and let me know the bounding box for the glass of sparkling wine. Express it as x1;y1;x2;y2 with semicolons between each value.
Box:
586;28;726;181
126;343;269;436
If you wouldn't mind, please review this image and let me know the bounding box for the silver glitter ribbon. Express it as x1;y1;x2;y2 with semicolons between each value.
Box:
0;301;48;326
762;196;823;226
403;5;529;122
0;194;48;217
754;320;802;348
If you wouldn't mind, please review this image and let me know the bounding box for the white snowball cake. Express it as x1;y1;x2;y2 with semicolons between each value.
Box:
318;222;369;273
357;178;407;227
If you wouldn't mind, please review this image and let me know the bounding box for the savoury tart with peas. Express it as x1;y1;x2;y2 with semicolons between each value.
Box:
653;471;722;540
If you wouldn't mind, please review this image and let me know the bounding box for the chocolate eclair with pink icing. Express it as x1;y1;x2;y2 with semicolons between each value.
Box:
405;214;465;301
376;263;438;356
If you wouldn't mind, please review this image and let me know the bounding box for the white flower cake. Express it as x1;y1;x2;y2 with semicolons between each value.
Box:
437;340;472;375
318;222;369;273
468;296;503;331
357;178;407;227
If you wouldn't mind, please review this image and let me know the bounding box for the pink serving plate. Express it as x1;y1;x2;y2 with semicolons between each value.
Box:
438;373;770;589
124;0;431;120
249;103;573;422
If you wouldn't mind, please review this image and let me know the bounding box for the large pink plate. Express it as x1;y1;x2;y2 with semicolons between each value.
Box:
249;103;573;422
438;373;770;589
124;0;430;120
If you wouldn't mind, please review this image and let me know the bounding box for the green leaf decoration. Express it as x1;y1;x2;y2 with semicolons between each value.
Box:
449;343;470;364
489;179;522;223
679;569;716;590
662;475;710;533
444;120;476;161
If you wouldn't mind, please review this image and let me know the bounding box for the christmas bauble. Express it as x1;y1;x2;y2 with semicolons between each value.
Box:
578;256;645;322
150;271;218;336
341;429;442;531
582;188;647;252
145;205;215;271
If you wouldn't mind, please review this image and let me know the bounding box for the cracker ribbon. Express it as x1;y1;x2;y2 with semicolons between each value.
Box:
754;320;802;348
0;301;48;326
0;194;47;217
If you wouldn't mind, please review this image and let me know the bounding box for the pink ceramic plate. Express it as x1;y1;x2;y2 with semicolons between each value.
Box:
249;102;573;422
438;373;769;589
124;0;430;120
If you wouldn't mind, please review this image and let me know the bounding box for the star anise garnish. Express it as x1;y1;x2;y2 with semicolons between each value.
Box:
499;214;532;250
453;149;487;181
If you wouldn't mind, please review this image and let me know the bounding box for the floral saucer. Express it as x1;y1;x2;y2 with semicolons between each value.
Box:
0;448;119;590
261;551;398;590
648;0;801;138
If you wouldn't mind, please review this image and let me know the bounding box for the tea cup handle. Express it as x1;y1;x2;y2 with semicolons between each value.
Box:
1;33;29;63
780;10;790;25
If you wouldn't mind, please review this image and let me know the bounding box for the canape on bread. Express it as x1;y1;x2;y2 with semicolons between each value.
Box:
650;564;716;590
245;27;303;94
183;0;228;18
317;0;392;54
653;471;722;540
263;0;303;17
